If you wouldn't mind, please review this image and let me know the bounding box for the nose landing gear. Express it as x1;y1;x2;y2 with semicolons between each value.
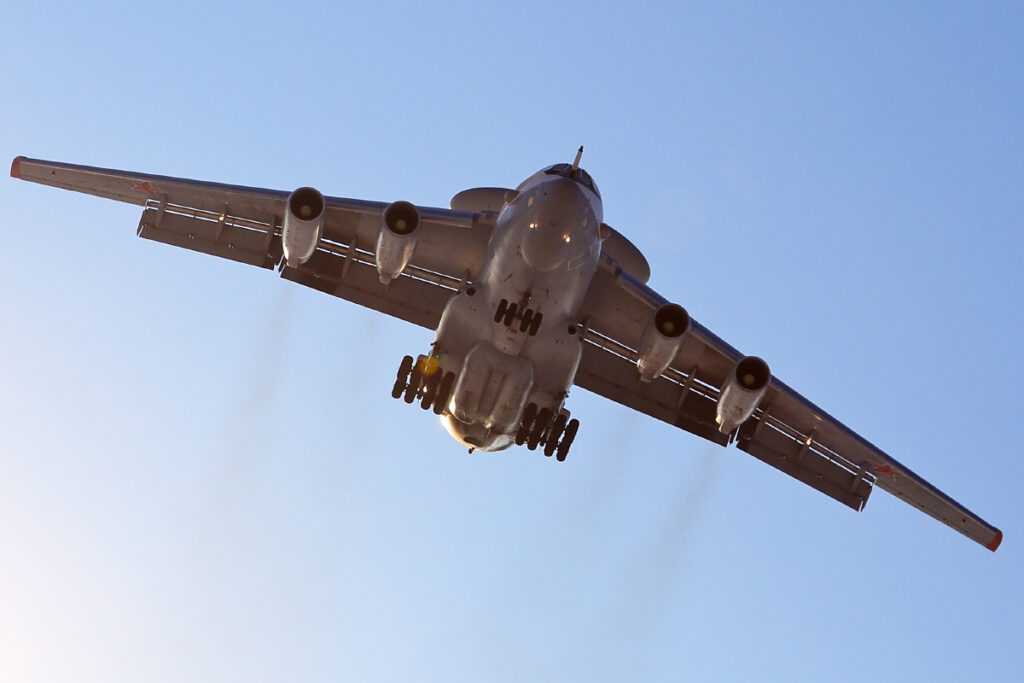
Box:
494;299;542;336
514;402;579;461
392;354;455;414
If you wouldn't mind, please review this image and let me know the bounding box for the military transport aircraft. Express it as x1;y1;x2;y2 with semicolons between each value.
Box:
11;151;1002;552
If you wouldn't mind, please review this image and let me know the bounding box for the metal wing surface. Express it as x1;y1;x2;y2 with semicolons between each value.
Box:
12;156;494;330
575;254;1002;551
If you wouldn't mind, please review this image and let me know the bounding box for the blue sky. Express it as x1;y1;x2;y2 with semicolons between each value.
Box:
1;2;1021;681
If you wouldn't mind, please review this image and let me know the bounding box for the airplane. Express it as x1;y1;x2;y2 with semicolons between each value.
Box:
10;150;1002;552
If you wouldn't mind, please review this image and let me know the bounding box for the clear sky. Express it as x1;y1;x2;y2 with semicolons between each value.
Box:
1;2;1021;681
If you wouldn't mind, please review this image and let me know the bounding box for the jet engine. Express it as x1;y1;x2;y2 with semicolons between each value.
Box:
636;303;691;382
375;201;420;284
282;187;325;268
715;356;771;433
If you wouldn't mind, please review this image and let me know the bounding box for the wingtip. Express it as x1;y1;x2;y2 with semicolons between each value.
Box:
986;529;1003;552
10;156;23;178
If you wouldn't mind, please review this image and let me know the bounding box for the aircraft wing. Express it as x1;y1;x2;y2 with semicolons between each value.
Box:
11;156;493;330
575;254;1003;552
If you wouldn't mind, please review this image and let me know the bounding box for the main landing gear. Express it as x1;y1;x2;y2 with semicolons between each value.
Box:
391;355;456;414
392;355;579;461
494;299;543;336
514;402;579;461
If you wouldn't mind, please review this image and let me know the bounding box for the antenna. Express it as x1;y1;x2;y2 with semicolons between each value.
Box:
571;146;584;172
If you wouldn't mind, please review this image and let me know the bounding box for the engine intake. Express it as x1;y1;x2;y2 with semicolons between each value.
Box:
376;201;421;284
636;303;691;382
282;186;325;268
716;356;771;433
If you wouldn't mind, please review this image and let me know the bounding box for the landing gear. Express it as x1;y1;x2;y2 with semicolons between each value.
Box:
544;412;568;457
432;371;456;415
528;408;552;450
494;299;542;336
515;402;580;461
519;309;533;333
514;402;537;445
556;419;579;462
404;362;422;403
420;371;440;410
392;355;414;399
392;354;455;413
494;299;518;326
518;309;543;335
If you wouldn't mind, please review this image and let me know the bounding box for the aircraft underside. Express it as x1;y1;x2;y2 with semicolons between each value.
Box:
10;151;1002;550
390;169;599;459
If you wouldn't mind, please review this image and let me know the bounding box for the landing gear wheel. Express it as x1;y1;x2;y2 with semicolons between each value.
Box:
528;408;552;451
432;371;456;415
528;312;543;336
392;355;414;398
519;309;534;333
544;413;568;457
420;370;440;410
556;419;579;462
494;298;509;323
502;302;518;327
515;402;538;445
527;411;549;451
404;365;423;403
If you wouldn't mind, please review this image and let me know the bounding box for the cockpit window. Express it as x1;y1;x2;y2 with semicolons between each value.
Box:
543;163;601;198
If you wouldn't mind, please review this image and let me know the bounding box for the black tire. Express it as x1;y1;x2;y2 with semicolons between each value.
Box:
528;408;552;451
432;371;456;415
556;419;579;461
420;371;440;410
519;309;533;333
544;413;568;457
528;312;543;336
404;366;422;403
515;402;537;445
391;355;414;398
502;302;518;327
494;298;508;323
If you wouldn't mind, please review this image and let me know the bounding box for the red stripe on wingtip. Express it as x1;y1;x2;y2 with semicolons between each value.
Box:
10;156;23;178
986;530;1003;552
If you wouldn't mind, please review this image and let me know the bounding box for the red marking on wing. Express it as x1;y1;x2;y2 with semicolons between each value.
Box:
986;530;1003;552
874;464;895;478
10;156;23;178
132;180;158;195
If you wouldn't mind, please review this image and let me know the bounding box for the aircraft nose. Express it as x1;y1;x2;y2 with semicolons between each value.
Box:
522;220;571;271
521;180;587;272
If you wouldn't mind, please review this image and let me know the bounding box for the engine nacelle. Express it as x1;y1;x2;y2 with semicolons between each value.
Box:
282;187;325;268
716;356;771;433
375;201;420;284
636;303;691;382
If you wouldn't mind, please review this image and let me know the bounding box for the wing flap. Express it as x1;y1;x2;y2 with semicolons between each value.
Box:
281;245;453;330
735;413;873;511
575;339;728;446
137;204;282;269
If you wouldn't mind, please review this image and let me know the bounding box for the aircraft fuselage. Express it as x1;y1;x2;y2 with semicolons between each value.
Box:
431;165;604;452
